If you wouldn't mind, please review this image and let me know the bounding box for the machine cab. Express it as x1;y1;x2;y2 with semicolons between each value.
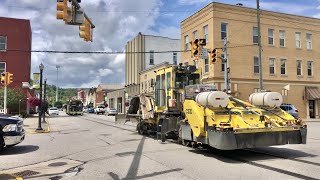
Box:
154;64;201;113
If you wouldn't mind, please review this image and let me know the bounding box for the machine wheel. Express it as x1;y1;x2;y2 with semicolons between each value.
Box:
137;121;145;135
161;133;166;142
0;135;4;151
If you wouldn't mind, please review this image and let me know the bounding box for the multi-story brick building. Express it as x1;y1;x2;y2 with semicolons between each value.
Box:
0;17;33;113
181;2;320;118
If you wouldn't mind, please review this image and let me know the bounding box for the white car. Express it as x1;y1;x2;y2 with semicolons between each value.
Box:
94;105;106;115
48;107;59;115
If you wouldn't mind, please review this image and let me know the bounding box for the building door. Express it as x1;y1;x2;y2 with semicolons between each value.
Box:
117;97;122;113
309;100;315;118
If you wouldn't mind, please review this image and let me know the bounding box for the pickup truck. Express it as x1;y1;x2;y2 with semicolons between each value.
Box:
0;116;25;150
94;105;106;115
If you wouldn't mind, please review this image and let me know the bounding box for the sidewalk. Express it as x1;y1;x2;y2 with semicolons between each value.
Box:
303;118;320;122
23;115;50;134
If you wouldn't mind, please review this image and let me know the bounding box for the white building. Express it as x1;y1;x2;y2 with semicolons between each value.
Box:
125;32;180;97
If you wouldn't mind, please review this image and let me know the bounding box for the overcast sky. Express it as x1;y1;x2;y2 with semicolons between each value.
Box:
0;0;319;88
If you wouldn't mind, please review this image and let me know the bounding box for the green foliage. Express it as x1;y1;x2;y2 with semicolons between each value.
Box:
54;101;63;108
44;84;77;105
0;87;26;112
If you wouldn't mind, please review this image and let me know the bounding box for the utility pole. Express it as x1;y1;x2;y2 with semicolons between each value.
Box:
257;0;264;91
56;65;61;103
223;37;230;93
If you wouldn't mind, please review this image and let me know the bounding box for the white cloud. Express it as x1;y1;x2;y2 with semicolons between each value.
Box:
178;0;211;5
98;68;113;76
0;0;164;88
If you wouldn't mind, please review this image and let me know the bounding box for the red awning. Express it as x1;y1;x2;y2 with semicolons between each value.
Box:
306;87;320;100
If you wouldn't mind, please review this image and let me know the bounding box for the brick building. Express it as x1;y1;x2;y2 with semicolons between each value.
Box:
0;17;33;113
181;2;320;118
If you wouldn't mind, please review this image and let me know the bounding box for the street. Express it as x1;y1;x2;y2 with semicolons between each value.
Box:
0;113;320;180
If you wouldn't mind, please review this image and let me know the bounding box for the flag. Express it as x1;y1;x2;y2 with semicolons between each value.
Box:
33;73;40;89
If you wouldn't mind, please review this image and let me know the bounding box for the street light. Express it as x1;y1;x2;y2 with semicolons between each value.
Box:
43;78;47;123
36;63;44;131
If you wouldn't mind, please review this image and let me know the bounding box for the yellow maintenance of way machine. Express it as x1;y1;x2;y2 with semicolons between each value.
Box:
126;64;307;150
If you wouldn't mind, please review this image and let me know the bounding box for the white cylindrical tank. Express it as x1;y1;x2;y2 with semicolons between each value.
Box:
249;92;283;107
196;91;229;107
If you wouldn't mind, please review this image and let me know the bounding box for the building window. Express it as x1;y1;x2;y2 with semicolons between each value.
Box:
280;59;286;75
296;60;302;76
306;33;312;50
253;27;258;44
295;32;301;48
0;36;6;51
193;30;198;39
221;54;225;72
269;58;275;75
204;58;209;73
254;56;259;74
203;25;208;43
0;62;5;73
173;52;177;65
221;23;227;40
279;30;285;47
268;28;274;45
307;61;313;76
149;50;154;65
184;35;189;51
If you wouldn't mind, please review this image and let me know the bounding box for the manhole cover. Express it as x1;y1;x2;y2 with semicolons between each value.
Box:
13;170;40;178
48;162;68;167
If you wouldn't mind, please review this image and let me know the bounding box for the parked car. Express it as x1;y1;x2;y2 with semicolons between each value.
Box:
280;104;299;118
87;107;95;113
106;108;118;116
0;116;25;150
48;107;59;116
95;105;106;115
83;107;88;113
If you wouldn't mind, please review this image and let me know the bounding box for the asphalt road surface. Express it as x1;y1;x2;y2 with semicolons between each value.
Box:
1;112;320;180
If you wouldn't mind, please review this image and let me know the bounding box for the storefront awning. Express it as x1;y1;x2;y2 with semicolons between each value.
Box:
306;87;320;100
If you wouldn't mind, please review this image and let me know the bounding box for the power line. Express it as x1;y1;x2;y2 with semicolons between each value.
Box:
7;5;199;13
6;49;191;54
6;45;256;54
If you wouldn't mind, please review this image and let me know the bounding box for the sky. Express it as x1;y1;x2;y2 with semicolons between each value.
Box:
0;0;320;88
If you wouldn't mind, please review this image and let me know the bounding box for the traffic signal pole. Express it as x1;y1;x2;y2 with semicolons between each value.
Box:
4;86;7;114
223;38;230;93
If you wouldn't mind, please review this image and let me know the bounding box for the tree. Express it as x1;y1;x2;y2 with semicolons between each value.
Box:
54;101;63;108
0;87;27;113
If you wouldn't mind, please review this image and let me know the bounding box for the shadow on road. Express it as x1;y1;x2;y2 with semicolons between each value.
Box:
188;146;319;180
0;145;39;155
188;146;317;164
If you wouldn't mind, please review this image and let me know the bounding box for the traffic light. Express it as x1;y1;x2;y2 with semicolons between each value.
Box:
56;0;69;21
1;72;6;86
6;72;13;85
209;49;219;64
191;39;201;57
79;18;92;42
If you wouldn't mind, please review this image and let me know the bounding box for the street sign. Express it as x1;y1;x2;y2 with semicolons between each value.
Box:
199;48;208;59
